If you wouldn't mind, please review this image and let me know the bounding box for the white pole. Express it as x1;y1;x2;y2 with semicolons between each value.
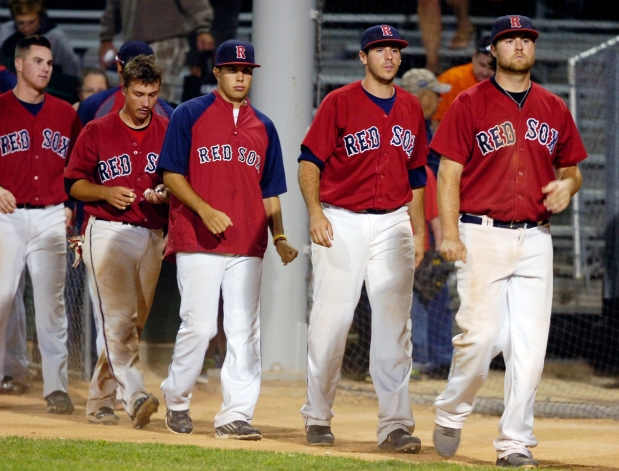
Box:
252;0;316;373
567;58;582;280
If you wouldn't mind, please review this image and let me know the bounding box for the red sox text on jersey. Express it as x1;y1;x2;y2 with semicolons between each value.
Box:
475;118;558;156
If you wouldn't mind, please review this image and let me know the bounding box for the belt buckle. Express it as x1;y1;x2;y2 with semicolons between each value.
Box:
510;221;514;229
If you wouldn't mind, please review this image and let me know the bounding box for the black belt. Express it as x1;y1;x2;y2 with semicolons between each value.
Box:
95;217;133;226
16;203;46;209
460;213;549;229
357;208;400;214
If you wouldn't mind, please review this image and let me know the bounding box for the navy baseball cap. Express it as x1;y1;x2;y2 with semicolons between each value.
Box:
360;25;408;51
490;15;539;44
115;41;154;64
215;40;261;68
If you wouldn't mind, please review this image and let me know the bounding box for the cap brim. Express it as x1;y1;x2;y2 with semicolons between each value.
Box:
493;29;539;42
433;83;452;93
216;61;261;68
362;38;408;50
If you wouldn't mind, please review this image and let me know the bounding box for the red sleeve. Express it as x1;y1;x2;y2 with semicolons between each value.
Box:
64;124;99;183
407;104;429;170
554;104;588;168
301;92;340;162
424;166;438;222
430;93;474;165
66;111;83;163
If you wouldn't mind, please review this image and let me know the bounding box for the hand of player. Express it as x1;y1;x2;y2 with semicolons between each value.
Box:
199;205;233;235
309;210;334;248
196;32;215;51
144;184;170;205
542;180;572;214
413;233;425;268
440;237;467;263
104;186;136;211
275;240;299;266
99;41;117;67
0;187;17;214
64;207;74;234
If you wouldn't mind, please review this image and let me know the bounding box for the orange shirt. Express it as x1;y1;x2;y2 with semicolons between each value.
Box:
432;62;479;122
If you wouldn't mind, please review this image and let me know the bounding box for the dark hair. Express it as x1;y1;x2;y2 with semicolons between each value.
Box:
488;54;497;72
9;0;45;18
15;34;51;60
122;54;162;88
79;67;110;89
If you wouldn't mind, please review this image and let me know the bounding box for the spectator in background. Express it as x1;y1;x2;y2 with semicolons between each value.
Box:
432;36;494;127
418;0;473;75
73;67;109;110
0;0;79;76
0;64;16;92
402;68;454;380
98;0;215;104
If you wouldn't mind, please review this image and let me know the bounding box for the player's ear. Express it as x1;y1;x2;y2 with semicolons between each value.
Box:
359;50;367;65
213;66;221;81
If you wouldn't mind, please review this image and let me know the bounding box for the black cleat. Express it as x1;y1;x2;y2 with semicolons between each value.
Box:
45;391;74;415
378;428;421;453
165;409;193;434
131;393;159;429
0;376;30;395
87;407;119;425
496;453;539;468
306;425;335;447
215;420;262;440
433;424;461;457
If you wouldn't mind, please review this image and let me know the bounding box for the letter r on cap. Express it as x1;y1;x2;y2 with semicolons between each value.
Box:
381;25;393;36
236;46;246;59
510;17;522;28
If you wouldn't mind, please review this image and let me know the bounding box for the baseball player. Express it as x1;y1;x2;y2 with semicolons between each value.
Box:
0;35;81;413
158;39;298;439
430;16;587;468
0;65;17;93
298;25;427;452
78;41;174;126
64;55;169;428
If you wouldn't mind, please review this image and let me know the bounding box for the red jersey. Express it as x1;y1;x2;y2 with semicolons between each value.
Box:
157;91;287;258
0;91;81;206
430;80;588;221
424;165;439;252
302;81;427;211
65;112;169;229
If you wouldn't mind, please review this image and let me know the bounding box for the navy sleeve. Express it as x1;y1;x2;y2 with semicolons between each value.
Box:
0;70;16;93
157;94;214;177
254;110;287;198
158;98;176;119
408;166;427;189
298;145;325;171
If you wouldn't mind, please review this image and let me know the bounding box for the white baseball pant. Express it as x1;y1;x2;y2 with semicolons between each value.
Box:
434;220;552;459
301;205;416;444
4;272;29;382
0;204;69;397
83;217;163;416
161;253;262;428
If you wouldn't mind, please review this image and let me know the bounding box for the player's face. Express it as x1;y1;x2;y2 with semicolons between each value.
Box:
214;65;253;106
472;52;494;82
122;80;160;123
492;35;536;74
417;89;440;119
80;73;108;101
15;45;53;92
14;12;41;37
360;44;401;85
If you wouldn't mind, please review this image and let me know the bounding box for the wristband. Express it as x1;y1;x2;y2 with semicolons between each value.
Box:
273;234;287;246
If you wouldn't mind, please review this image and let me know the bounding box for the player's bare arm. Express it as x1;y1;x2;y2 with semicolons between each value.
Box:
407;188;426;268
542;165;583;214
163;171;232;235
298;160;333;248
69;179;136;211
0;186;17;214
263;196;299;266
438;157;467;263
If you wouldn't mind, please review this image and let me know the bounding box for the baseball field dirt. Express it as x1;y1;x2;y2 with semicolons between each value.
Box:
0;357;618;471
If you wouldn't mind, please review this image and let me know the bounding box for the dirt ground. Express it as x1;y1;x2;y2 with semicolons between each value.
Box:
1;362;618;471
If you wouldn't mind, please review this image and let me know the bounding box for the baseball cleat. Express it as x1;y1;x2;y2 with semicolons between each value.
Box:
87;407;119;425
45;390;75;415
305;425;335;447
215;420;262;440
378;428;421;453
0;376;30;395
433;424;461;457
496;453;539;468
131;393;159;429
165;409;193;434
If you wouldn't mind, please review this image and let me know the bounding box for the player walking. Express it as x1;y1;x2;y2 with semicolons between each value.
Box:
431;16;587;468
65;55;169;428
298;25;428;452
158;39;298;439
0;35;81;414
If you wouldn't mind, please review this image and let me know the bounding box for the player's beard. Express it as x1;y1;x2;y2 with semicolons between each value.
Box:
497;54;535;75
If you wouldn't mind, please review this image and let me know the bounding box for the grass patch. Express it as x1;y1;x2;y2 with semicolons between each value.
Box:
0;436;500;471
